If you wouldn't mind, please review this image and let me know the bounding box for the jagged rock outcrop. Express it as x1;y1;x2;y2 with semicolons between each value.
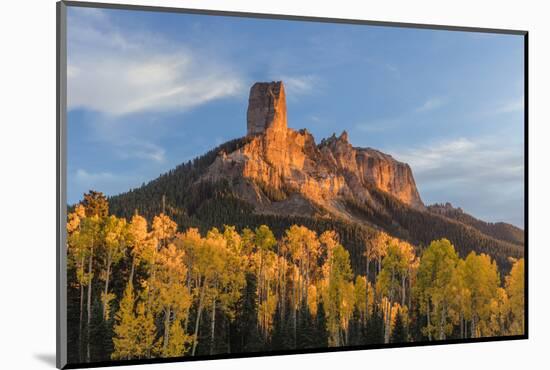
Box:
247;81;287;136
205;81;424;217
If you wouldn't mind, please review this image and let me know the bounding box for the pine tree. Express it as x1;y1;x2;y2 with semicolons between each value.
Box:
365;309;384;344
390;311;407;344
271;303;291;351
313;300;329;348
296;301;315;349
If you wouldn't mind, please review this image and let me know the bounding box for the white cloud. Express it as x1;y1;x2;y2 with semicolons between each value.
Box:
492;98;524;115
393;137;523;181
415;97;446;113
114;139;166;163
389;136;524;226
75;169;117;183
356;118;401;133
67;8;244;116
276;75;319;98
389;138;524;227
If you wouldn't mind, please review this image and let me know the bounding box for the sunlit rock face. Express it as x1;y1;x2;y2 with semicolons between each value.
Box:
205;81;424;217
247;81;287;136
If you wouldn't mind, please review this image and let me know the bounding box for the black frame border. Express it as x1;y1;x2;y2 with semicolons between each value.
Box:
56;1;529;369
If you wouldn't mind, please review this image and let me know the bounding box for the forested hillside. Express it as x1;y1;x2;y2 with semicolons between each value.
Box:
427;203;524;245
67;191;525;364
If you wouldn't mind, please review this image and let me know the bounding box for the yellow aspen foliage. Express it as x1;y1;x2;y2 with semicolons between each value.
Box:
152;213;177;249
322;243;354;347
463;252;500;338
414;239;459;341
134;302;156;358
307;284;318;316
505;258;524;335
112;283;139;360
488;287;510;336
354;276;370;323
127;215;149;263
101;215;128;320
161;319;191;357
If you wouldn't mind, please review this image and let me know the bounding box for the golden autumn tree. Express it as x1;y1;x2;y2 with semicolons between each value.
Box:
153;243;192;357
449;258;472;339
79;213;102;361
376;242;410;343
505;258;525;335
463;252;500;338
414;239;459;341
112;282;157;360
151;213;177;250
101;215;128;320
322;242;354;347
67;204;88;354
354;275;373;326
126;214;150;284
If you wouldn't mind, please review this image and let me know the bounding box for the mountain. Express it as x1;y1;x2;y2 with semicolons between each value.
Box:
427;202;524;245
108;81;523;273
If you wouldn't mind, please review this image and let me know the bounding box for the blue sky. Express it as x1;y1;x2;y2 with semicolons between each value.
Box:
66;6;525;227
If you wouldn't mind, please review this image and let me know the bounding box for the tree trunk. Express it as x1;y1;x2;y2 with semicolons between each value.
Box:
163;307;171;353
439;304;446;340
210;293;217;355
365;283;370;325
192;278;208;356
384;299;392;344
79;255;85;361
103;254;112;320
86;242;94;362
129;256;136;286
401;275;406;307
365;256;370;282
407;276;412;309
426;300;432;341
460;314;464;339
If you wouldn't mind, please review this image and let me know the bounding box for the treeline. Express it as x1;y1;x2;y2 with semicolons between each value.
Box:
427;203;524;245
67;191;525;363
346;185;524;272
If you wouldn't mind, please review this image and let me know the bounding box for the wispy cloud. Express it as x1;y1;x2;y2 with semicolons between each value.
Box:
356;118;401;133
384;63;400;78
275;74;319;98
75;169;117;183
356;96;446;133
491;98;524;115
71;169;134;201
389;136;524;226
114;139;166;163
392;137;523;183
67;8;244;116
415;97;446;113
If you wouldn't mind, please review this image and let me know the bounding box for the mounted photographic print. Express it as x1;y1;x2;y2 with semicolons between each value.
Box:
56;1;528;368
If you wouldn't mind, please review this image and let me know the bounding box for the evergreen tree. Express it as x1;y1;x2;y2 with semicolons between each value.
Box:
232;273;265;353
296;302;315;349
390;311;407;344
271;303;292;351
348;307;364;346
313;300;329;348
365;309;384;344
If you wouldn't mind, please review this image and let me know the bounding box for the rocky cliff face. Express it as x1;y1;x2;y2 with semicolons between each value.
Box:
205;81;424;217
